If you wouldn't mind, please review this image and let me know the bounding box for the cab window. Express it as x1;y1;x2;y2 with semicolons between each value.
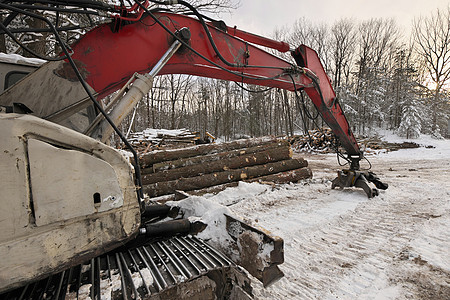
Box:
5;71;29;89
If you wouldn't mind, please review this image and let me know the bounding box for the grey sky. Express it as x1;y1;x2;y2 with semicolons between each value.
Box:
218;0;449;37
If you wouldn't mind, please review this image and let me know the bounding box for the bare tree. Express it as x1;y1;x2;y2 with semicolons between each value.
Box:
290;18;330;69
330;18;355;88
0;15;7;53
169;0;239;15
356;18;400;83
413;5;450;132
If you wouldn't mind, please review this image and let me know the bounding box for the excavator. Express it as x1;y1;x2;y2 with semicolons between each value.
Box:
0;0;388;298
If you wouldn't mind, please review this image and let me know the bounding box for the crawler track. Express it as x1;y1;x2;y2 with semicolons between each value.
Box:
2;236;243;300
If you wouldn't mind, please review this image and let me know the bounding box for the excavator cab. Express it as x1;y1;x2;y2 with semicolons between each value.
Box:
0;59;141;291
0;54;40;92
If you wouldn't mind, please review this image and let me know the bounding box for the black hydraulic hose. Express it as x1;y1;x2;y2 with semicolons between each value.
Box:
234;81;274;93
167;0;247;68
302;71;328;117
141;219;191;237
0;2;145;203
301;71;364;163
287;73;320;121
6;4;101;15
148;2;367;171
0;25;86;34
288;69;353;164
2;11;18;28
59;53;146;203
2;0;116;12
294;92;312;142
300;87;320;121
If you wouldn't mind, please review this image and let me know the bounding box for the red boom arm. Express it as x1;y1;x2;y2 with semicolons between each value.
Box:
69;12;360;156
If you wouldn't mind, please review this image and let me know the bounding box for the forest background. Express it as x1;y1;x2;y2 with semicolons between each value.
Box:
1;0;449;141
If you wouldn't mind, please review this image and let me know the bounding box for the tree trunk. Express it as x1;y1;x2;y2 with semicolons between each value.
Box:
143;158;308;197
142;146;293;184
0;16;6;53
283;89;293;136
139;136;279;168
24;14;48;58
145;140;290;173
247;167;312;184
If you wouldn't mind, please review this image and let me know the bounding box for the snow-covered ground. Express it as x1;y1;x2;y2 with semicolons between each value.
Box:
199;134;450;299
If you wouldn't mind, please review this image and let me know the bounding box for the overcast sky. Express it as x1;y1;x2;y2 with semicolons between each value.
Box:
218;0;449;38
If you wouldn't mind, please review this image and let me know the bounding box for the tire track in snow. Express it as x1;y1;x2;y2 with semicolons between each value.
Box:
230;153;450;299
251;195;425;299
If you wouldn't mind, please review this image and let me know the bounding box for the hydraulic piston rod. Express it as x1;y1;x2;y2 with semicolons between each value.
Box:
94;28;190;142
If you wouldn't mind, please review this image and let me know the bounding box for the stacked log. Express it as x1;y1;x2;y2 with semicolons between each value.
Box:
290;128;338;153
126;128;201;152
358;137;421;152
138;137;312;197
291;129;423;154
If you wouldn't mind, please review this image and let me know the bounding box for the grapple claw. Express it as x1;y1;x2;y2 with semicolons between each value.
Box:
332;169;387;198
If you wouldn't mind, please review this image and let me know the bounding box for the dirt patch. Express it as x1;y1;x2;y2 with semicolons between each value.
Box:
395;249;450;299
404;270;450;300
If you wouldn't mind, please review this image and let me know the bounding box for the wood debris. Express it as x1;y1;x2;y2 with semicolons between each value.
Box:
290;128;338;153
290;128;423;154
125;128;203;152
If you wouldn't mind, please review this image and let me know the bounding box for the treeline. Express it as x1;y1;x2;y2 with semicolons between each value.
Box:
122;7;450;140
123;76;304;141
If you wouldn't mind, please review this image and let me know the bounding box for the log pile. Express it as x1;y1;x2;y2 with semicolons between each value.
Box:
127;128;202;152
138;137;312;198
290;128;338;153
290;129;423;154
359;137;421;153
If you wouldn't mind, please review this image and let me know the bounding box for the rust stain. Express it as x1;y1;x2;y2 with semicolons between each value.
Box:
54;60;90;82
222;34;245;65
83;46;94;55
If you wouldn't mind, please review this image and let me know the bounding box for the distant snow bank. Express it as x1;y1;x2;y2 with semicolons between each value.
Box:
0;53;45;66
377;130;450;160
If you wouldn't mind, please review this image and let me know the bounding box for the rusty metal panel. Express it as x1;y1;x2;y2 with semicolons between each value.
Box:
0;61;96;132
0;114;31;243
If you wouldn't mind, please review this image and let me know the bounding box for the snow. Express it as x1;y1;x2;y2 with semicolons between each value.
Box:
129;128;194;142
171;132;449;299
205;181;270;206
376;130;450;160
57;132;448;299
0;53;45;66
168;196;238;259
77;284;92;300
140;268;154;288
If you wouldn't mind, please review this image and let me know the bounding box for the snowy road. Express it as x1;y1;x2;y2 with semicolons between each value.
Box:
223;136;450;299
